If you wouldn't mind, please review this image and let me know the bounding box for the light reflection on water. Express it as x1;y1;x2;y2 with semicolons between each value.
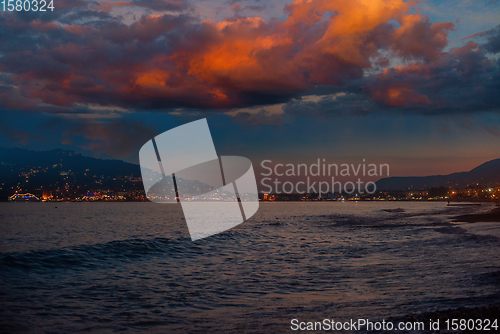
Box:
0;202;499;333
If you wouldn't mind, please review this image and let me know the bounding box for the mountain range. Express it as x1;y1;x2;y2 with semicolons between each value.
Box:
0;147;499;199
376;158;500;190
0;147;212;201
0;147;143;201
0;147;141;177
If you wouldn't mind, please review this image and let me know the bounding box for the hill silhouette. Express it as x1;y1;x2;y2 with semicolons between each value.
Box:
0;147;142;201
376;158;500;190
0;147;215;201
0;147;141;177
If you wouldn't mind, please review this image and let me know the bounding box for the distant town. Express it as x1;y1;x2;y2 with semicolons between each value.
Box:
6;184;500;203
259;186;499;202
1;148;499;203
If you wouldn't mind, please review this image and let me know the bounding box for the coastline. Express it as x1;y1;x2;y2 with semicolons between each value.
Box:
453;207;500;223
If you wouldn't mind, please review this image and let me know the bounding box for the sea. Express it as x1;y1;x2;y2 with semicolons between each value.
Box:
0;202;499;333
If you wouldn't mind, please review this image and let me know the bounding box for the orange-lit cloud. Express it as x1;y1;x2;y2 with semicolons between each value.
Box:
0;0;497;114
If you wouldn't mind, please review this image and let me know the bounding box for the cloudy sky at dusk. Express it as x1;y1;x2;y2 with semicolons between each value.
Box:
1;0;499;177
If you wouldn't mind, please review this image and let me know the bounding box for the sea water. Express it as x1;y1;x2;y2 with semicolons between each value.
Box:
0;202;499;332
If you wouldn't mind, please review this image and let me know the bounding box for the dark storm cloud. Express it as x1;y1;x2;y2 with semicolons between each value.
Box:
285;26;500;117
364;40;500;113
232;108;283;125
96;0;192;12
482;25;500;53
0;0;498;116
225;0;263;5
283;92;379;118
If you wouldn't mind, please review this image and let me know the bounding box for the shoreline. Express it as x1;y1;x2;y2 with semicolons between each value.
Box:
453;207;500;223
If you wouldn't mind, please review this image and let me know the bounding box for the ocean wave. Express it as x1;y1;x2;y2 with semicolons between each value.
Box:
0;237;199;272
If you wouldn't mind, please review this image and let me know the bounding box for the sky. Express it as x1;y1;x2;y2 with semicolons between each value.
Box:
0;0;499;178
